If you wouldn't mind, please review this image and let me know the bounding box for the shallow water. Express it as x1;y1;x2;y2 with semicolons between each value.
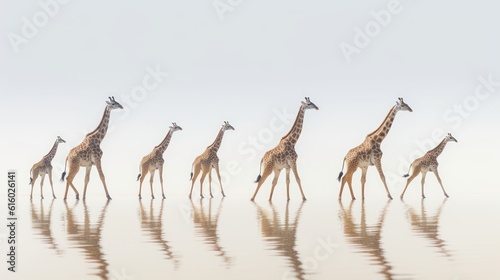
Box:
1;192;499;280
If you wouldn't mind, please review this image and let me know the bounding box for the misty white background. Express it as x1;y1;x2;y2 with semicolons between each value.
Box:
0;0;499;201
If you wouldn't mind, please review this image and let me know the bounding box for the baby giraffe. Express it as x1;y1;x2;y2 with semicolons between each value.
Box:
137;122;182;199
29;136;66;199
400;133;457;199
189;121;234;199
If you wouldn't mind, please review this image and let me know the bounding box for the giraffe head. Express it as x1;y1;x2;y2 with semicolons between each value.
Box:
301;97;319;110
169;122;183;132
56;136;66;144
222;121;235;131
395;97;412;112
445;133;458;143
105;96;124;110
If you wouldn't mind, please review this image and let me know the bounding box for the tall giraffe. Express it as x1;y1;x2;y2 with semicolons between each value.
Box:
137;122;182;199
29;136;66;199
251;97;319;202
400;133;457;199
189;121;234;199
61;97;123;200
337;98;412;200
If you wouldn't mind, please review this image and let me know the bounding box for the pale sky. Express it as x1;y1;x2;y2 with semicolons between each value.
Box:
1;0;499;200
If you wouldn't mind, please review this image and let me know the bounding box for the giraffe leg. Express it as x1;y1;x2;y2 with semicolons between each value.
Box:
339;165;356;200
159;165;166;199
150;169;156;199
374;157;393;200
291;162;306;201
214;164;225;197
421;171;427;199
95;160;112;200
64;162;80;200
208;167;214;198
251;165;272;201
400;167;420;199
30;170;39;200
268;169;281;201
199;167;209;199
138;165;148;199
433;168;449;198
40;174;46;200
285;168;291;201
48;169;56;199
82;166;91;200
189;164;201;199
360;167;368;200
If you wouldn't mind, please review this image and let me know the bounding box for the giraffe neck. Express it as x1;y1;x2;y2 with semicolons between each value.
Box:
156;129;174;154
208;127;225;153
43;140;60;162
86;105;112;143
428;138;448;157
281;104;305;145
367;105;398;144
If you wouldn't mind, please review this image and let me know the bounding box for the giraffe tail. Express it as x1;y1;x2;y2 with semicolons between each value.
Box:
60;156;68;182
254;159;263;183
402;163;412;178
337;157;346;182
189;162;194;181
137;163;142;181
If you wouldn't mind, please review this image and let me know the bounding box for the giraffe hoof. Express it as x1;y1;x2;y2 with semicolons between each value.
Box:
41;196;44;200
76;195;80;200
162;195;166;199
210;194;214;198
388;195;393;200
422;195;426;199
139;195;142;199
222;193;226;197
445;194;449;198
53;196;57;199
107;196;112;200
152;196;155;199
302;197;307;201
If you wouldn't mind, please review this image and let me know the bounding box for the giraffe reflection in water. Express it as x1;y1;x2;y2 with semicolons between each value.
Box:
139;199;180;268
254;202;306;280
30;199;62;255
339;201;395;280
403;199;451;258
190;198;232;267
64;201;110;280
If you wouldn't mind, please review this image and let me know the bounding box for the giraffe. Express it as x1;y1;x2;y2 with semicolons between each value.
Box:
61;97;123;200
337;97;412;200
137;122;182;199
29;136;66;200
189;121;234;199
400;133;457;199
251;97;319;202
